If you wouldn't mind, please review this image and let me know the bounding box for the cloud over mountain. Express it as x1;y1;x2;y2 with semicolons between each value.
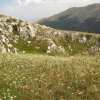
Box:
0;0;100;21
14;0;100;6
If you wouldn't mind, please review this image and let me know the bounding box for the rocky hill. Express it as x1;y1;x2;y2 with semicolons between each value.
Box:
36;3;100;34
0;14;100;56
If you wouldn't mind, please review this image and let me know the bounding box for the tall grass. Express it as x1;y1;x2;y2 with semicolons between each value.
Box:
0;54;100;100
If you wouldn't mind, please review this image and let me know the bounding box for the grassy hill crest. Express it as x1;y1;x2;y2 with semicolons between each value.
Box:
0;14;100;56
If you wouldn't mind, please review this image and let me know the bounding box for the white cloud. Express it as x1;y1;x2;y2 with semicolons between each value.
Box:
2;0;100;22
14;0;23;6
6;6;14;10
14;0;59;6
23;0;42;6
13;0;100;7
58;0;100;4
5;6;14;13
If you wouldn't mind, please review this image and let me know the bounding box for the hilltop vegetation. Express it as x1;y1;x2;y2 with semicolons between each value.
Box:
0;14;100;56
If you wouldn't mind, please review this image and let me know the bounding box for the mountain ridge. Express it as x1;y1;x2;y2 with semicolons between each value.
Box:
36;3;100;34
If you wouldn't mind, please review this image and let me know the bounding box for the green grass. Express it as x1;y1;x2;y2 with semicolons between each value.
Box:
0;53;100;100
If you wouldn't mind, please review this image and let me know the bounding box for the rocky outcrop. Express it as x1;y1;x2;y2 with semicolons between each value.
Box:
0;14;100;56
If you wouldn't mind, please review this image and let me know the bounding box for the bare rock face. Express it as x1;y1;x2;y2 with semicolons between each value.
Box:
0;14;100;56
79;36;87;44
0;15;38;54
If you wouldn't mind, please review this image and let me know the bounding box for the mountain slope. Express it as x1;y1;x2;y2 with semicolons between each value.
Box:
36;3;100;34
0;14;100;56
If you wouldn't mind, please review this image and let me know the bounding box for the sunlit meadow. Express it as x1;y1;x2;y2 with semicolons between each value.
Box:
0;53;100;100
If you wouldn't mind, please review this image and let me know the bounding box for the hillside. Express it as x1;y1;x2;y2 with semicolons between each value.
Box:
0;14;100;56
36;3;100;34
0;14;100;100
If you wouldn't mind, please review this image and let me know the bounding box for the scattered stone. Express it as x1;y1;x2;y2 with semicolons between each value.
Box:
0;15;99;55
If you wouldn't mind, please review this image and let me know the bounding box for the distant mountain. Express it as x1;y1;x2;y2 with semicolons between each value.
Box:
36;3;100;34
0;14;100;56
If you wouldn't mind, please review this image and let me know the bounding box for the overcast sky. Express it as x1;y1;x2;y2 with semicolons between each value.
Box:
0;0;100;22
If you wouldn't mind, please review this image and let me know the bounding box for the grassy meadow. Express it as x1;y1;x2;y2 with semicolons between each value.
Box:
0;53;100;100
